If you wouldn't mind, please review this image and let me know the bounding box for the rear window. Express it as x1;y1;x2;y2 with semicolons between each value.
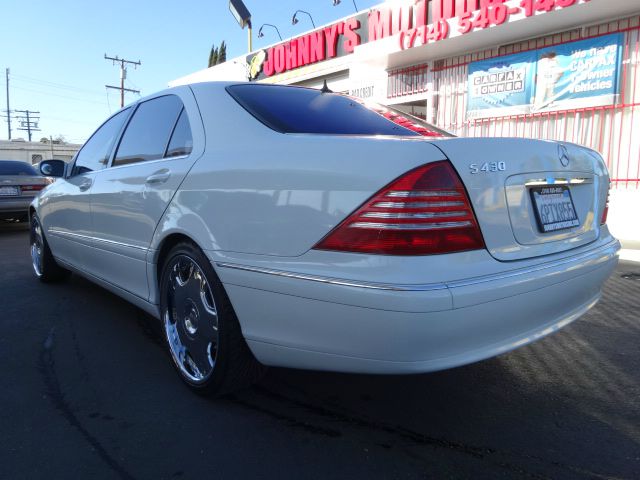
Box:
227;84;421;136
367;105;451;138
0;161;38;176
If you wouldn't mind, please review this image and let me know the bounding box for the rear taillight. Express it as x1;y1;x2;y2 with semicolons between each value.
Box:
380;111;444;137
601;186;610;225
21;184;46;192
313;161;485;255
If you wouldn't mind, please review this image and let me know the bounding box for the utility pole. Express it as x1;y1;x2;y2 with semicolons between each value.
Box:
104;54;141;108
5;68;11;140
15;109;40;142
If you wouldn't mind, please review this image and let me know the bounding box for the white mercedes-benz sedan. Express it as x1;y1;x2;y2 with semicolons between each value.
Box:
30;82;619;395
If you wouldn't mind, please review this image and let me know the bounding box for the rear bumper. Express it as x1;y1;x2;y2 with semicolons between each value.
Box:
214;238;619;374
0;197;31;217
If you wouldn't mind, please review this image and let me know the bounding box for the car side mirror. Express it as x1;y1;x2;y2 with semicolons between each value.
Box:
40;159;66;177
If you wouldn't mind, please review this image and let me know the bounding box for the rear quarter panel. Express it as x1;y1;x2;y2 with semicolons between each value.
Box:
152;83;448;257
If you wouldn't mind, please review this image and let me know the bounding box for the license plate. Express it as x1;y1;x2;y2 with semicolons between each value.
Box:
530;186;580;233
0;186;19;196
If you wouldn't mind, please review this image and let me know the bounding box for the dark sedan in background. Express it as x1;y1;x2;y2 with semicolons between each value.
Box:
0;160;50;222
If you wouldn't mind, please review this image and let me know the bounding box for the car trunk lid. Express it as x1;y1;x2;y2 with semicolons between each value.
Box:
0;175;49;198
429;138;608;261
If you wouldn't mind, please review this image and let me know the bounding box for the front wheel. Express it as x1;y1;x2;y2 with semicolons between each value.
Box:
159;241;265;396
30;214;70;283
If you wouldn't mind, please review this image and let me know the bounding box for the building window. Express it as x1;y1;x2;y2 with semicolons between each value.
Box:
387;64;430;99
31;154;43;164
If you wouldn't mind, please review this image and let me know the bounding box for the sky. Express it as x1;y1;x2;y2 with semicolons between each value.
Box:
0;0;382;144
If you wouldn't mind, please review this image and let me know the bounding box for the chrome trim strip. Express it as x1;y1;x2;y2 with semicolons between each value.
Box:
361;211;467;219
48;229;90;241
215;239;619;292
349;221;473;230
525;177;594;186
374;201;465;208
105;154;190;171
48;228;148;252
214;263;448;292
386;191;461;198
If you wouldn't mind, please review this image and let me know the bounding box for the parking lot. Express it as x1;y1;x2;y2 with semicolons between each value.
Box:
1;221;638;479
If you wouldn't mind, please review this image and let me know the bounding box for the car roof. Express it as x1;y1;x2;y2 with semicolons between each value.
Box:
141;81;306;104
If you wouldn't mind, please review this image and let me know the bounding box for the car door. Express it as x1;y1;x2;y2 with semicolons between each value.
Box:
87;88;204;300
39;108;131;269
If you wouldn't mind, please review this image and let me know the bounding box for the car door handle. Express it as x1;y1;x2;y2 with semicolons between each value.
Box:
78;179;93;191
145;169;171;185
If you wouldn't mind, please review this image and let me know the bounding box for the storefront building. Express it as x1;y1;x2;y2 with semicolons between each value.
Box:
172;0;640;243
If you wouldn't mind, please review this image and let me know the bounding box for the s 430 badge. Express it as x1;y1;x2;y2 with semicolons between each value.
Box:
469;162;506;174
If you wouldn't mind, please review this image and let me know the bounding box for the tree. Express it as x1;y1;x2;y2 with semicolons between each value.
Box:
208;44;218;68
218;41;227;63
38;135;67;144
208;41;227;68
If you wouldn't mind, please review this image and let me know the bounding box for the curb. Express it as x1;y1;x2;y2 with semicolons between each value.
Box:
619;249;640;263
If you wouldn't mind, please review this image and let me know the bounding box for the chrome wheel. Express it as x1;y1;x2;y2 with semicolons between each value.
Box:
164;255;219;384
30;217;44;278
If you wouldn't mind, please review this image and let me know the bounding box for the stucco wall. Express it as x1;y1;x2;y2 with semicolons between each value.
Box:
0;140;80;164
608;189;640;247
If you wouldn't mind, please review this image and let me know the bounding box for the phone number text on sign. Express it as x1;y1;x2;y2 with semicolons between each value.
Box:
400;20;449;50
459;0;592;34
400;0;591;50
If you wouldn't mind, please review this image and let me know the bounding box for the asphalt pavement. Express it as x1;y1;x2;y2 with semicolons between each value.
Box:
1;221;639;479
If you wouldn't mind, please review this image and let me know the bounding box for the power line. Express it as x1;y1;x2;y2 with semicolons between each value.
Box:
10;73;105;98
5;68;11;140
105;88;112;114
1;83;108;106
42;114;97;125
104;54;141;108
125;79;142;97
14;109;40;142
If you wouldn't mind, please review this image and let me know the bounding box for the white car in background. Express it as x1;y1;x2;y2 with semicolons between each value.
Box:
30;82;619;395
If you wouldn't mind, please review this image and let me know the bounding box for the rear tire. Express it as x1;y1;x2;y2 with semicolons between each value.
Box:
159;241;265;396
30;214;71;283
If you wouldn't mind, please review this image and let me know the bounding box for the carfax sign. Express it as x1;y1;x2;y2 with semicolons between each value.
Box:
468;51;537;117
467;33;624;118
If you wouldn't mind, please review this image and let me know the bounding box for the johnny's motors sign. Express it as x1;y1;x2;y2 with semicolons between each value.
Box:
246;0;591;81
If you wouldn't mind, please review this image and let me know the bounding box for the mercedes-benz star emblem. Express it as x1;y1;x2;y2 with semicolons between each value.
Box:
558;144;570;168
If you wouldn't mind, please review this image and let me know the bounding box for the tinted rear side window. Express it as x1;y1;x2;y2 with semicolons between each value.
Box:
0;161;38;176
227;84;419;136
114;95;183;166
165;109;193;158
